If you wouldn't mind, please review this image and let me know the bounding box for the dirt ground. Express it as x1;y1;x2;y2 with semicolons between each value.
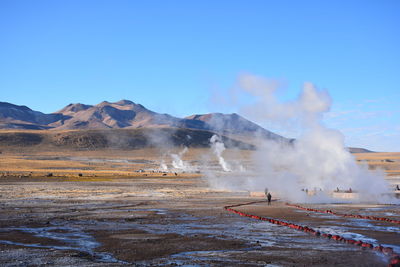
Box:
0;149;399;266
0;174;399;267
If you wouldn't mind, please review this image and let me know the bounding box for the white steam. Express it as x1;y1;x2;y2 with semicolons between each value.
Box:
210;135;231;172
160;159;168;171
171;147;192;171
206;74;395;204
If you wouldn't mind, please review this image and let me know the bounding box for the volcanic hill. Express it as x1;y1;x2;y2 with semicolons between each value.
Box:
0;100;287;150
0;100;282;136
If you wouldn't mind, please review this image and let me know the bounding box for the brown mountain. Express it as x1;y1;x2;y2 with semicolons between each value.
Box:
0;100;286;142
51;100;211;131
0;100;205;131
0;100;376;151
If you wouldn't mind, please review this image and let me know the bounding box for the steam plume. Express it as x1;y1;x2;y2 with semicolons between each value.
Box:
210;135;231;172
171;147;192;171
207;74;395;203
160;159;168;171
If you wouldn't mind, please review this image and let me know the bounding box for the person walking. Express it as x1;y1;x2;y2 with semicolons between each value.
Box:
267;192;272;205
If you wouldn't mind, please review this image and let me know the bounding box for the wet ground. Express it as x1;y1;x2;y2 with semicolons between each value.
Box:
0;176;399;266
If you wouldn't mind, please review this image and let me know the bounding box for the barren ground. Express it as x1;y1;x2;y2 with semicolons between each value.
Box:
0;150;399;266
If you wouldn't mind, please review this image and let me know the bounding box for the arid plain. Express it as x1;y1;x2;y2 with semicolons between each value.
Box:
0;132;399;266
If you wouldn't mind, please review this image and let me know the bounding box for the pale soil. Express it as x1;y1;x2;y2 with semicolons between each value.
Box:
0;148;253;177
354;152;400;172
0;175;398;266
0;150;398;176
0;150;398;266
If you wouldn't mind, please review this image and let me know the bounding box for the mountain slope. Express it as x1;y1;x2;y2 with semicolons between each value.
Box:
0;100;377;151
0;102;66;129
53;100;212;131
0;100;284;142
186;113;286;142
0;128;255;150
348;147;375;153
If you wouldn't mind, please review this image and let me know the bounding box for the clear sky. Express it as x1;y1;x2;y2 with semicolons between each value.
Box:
1;0;399;151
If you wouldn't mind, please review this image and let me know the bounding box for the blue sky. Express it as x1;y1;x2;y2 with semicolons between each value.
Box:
0;0;399;151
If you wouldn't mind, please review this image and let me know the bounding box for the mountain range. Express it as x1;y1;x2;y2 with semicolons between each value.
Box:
0;100;285;141
0;100;373;152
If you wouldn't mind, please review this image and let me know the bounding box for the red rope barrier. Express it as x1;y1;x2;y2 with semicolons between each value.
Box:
224;201;400;267
286;203;400;225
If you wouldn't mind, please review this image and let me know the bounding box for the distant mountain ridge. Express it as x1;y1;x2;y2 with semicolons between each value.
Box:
0;102;63;130
186;113;286;142
347;147;374;153
0;100;285;142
